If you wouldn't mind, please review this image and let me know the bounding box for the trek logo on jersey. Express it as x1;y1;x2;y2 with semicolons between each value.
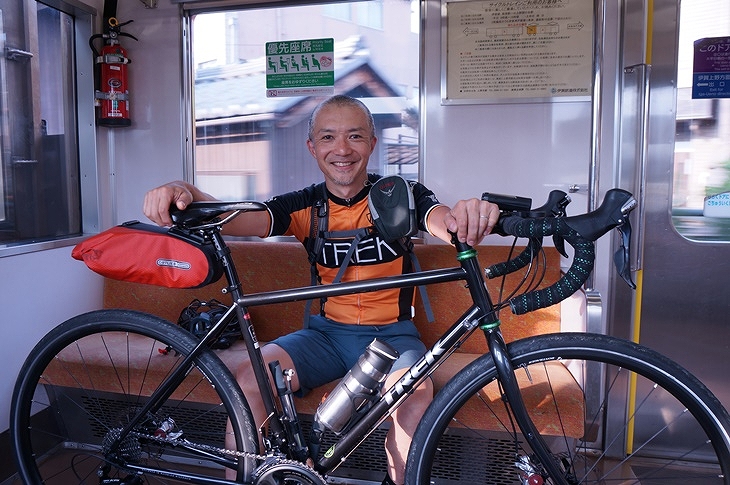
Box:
317;235;405;268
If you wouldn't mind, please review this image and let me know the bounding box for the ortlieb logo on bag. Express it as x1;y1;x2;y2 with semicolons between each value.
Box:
72;221;223;288
157;259;192;270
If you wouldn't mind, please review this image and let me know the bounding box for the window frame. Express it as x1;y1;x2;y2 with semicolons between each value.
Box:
182;0;423;203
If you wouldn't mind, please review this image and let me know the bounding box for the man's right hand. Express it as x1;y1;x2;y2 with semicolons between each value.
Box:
143;180;208;227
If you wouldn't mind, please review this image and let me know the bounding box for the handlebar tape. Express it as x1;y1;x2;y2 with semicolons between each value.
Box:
497;188;635;315
499;217;594;315
484;190;569;280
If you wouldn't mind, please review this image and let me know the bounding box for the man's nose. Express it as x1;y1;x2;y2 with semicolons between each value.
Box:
333;136;352;153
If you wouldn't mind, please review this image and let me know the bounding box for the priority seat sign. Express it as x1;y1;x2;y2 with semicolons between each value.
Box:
266;38;335;97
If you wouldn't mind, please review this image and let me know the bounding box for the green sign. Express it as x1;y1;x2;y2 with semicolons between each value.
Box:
265;38;335;97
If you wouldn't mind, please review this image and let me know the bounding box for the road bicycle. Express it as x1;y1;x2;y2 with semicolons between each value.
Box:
10;187;730;484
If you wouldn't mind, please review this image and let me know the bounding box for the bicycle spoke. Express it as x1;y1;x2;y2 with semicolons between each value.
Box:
408;334;730;485
11;310;258;484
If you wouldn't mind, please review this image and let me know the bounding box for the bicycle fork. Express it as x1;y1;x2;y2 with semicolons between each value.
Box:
486;328;572;485
454;238;572;485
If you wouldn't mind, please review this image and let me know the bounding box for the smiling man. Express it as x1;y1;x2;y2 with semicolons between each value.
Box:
143;94;499;484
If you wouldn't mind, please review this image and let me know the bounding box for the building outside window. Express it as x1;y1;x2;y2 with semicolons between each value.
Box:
190;0;420;202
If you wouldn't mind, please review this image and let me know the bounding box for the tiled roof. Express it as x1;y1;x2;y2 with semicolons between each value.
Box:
194;35;376;120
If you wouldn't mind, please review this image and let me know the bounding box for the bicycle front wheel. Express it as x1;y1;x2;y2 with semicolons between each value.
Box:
11;309;259;484
407;332;730;484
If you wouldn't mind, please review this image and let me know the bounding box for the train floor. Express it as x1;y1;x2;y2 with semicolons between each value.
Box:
1;447;722;485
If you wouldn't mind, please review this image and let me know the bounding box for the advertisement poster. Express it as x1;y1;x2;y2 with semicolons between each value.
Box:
444;0;593;103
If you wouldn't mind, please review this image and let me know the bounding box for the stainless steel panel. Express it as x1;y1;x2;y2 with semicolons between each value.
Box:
641;0;730;412
610;0;730;460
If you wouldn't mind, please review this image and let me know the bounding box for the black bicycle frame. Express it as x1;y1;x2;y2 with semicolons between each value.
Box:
224;237;506;475
104;227;566;483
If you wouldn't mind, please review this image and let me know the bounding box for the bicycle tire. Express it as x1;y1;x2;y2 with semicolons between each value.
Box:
407;332;730;484
10;309;259;484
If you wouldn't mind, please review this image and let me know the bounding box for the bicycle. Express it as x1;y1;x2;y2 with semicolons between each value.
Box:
10;187;730;484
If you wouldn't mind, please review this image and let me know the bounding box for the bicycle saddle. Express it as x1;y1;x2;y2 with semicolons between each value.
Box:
170;201;268;227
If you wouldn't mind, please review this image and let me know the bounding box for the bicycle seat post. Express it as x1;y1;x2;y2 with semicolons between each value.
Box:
208;227;291;449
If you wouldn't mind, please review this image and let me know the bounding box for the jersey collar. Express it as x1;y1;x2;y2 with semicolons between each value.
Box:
326;182;371;207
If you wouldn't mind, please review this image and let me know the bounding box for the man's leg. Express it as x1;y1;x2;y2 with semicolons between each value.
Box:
383;369;434;485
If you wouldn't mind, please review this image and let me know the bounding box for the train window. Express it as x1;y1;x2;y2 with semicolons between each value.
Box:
0;0;94;253
189;0;420;202
672;1;730;241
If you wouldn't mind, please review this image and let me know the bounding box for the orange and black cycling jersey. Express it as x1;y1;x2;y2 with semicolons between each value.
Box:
264;175;443;325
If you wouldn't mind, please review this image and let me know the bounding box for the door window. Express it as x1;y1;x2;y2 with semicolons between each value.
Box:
673;0;730;241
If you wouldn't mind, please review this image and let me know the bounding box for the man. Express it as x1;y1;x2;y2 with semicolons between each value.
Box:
144;95;499;484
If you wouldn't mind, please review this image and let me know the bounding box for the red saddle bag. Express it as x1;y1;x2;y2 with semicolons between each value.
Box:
72;221;223;288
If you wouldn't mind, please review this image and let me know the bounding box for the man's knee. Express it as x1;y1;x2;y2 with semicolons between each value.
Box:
397;379;433;412
386;372;433;426
236;343;300;394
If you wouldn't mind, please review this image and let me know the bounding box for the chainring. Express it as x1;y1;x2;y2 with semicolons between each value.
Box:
253;458;327;485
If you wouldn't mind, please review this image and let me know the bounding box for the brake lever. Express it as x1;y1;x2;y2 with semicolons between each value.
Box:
613;220;636;289
531;190;571;258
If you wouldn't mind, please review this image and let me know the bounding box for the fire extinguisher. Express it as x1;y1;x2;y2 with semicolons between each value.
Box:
89;17;138;127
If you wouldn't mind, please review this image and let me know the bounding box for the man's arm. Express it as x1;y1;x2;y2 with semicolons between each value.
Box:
143;180;271;237
427;199;499;247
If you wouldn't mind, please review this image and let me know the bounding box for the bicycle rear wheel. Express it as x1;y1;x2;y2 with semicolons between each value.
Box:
11;309;259;484
407;332;730;484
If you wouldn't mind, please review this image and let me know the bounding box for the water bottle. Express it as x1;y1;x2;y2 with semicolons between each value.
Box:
314;339;399;434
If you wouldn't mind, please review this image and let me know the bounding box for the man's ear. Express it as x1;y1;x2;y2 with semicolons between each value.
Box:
306;138;316;157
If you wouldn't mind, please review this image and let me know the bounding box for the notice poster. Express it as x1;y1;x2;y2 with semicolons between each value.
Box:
443;0;593;103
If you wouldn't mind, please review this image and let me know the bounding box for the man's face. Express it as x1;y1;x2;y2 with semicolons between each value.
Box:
307;103;377;198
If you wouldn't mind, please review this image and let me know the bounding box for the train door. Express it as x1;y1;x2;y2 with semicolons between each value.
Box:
608;0;730;461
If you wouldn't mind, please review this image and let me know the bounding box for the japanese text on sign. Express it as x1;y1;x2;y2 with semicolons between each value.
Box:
693;37;730;99
266;38;335;98
444;0;593;103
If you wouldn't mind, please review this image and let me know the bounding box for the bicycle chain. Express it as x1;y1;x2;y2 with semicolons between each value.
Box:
130;430;267;461
129;430;327;482
254;458;327;485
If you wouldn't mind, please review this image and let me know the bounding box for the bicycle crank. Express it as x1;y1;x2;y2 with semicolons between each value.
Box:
253;458;327;485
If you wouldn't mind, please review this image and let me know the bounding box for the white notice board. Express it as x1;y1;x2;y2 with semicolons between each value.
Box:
442;0;594;104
